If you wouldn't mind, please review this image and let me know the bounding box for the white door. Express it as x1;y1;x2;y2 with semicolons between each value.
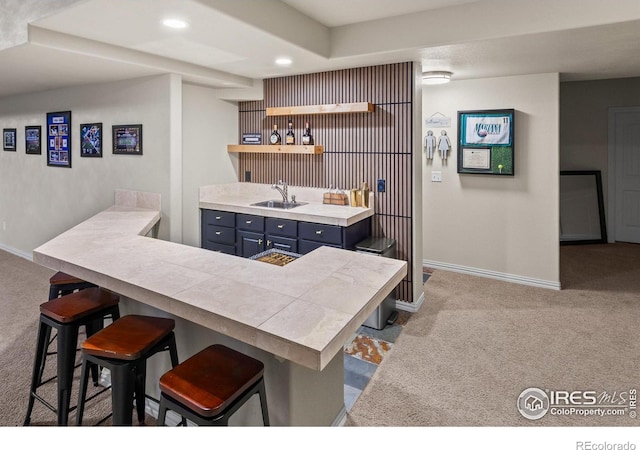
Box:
612;109;640;243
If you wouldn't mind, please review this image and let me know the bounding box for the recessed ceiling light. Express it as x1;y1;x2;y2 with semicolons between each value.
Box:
275;57;292;66
422;71;452;85
162;18;188;29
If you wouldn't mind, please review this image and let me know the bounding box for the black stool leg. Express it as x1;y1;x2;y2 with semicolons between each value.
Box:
85;318;104;385
24;320;51;425
56;324;79;426
134;360;147;425
110;363;136;426
157;395;168;426
75;357;91;426
258;379;270;426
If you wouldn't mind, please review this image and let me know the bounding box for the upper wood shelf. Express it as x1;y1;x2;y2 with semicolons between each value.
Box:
227;145;323;155
266;102;374;116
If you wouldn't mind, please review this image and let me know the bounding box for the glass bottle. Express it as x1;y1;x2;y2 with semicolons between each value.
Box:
269;124;282;145
285;119;295;145
269;124;281;145
302;121;314;145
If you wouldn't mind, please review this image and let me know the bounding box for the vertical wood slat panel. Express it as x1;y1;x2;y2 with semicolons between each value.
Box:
238;62;415;303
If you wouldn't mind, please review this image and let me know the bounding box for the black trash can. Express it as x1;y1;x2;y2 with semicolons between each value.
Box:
355;237;398;329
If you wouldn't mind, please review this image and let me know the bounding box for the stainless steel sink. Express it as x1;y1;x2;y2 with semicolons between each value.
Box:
251;200;307;209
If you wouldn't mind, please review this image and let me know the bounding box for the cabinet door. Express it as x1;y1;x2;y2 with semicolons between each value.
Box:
266;235;298;253
237;230;265;258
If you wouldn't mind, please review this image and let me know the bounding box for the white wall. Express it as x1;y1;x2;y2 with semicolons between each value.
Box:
422;73;560;287
181;84;239;247
0;74;174;257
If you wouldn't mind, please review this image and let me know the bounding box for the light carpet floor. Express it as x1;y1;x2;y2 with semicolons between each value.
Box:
346;243;640;426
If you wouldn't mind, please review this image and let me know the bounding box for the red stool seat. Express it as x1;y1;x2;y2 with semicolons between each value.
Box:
157;344;269;426
76;315;179;426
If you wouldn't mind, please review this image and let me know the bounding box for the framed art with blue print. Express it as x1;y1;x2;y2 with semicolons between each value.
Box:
457;109;514;176
47;111;72;168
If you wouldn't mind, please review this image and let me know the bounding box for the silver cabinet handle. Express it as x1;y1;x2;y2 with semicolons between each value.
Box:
246;220;252;224
258;239;263;245
277;224;284;229
315;230;323;235
215;231;222;235
215;216;222;220
267;240;272;247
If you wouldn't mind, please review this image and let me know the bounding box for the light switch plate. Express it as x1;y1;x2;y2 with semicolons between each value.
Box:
431;171;442;182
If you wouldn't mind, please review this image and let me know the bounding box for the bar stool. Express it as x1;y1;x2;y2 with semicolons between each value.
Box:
157;344;269;426
40;272;100;383
24;287;120;426
49;271;96;300
76;315;179;426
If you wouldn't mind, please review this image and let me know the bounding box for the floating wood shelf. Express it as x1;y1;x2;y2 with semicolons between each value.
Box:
227;145;323;155
266;102;374;116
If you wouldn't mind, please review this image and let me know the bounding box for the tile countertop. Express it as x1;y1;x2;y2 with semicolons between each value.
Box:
199;182;374;227
32;194;407;371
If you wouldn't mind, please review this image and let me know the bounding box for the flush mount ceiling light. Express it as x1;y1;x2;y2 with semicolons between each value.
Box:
162;18;189;29
422;71;452;85
275;57;293;66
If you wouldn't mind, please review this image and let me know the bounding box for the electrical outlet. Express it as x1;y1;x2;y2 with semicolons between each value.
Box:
377;179;386;193
244;171;251;182
431;171;442;182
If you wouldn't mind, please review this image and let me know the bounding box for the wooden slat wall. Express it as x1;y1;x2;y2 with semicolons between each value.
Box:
238;62;415;303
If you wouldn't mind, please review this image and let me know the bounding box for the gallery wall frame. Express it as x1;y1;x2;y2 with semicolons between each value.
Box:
46;111;72;168
3;128;17;151
457;108;515;176
25;125;42;154
80;123;103;157
112;124;142;155
559;170;607;245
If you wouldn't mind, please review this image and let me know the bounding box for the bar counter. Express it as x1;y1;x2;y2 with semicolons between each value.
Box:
32;189;407;425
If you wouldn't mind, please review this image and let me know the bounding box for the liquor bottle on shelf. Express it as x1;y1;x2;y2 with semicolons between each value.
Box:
269;124;281;145
302;121;314;145
285;119;295;145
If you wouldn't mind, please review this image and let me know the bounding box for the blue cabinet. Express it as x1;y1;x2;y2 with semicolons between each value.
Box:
200;209;370;258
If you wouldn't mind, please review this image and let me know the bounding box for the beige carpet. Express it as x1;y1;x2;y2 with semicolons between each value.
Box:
0;249;152;426
347;243;640;426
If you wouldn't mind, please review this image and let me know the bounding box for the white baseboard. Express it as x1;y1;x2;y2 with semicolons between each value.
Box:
395;291;424;313
423;259;561;290
0;242;32;261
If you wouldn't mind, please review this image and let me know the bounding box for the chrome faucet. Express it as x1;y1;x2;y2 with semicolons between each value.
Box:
272;180;289;203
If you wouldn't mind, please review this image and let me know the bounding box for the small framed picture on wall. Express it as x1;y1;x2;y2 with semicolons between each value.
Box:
80;123;103;157
112;124;143;155
25;125;42;155
3;128;17;151
47;110;72;168
457;108;515;176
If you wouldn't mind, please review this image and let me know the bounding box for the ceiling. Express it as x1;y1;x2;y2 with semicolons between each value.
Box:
1;0;640;99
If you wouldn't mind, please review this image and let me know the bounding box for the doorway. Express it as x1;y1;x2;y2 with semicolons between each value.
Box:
608;107;640;244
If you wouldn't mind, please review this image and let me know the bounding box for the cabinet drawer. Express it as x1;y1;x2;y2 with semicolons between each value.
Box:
265;217;298;238
237;214;264;232
202;209;235;228
299;239;341;254
202;241;236;255
204;225;235;245
267;235;298;253
298;222;342;245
